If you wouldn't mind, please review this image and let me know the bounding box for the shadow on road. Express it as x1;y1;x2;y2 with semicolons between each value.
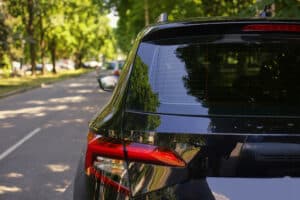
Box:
0;72;111;200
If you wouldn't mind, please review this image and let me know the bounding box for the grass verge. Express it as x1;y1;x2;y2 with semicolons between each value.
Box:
0;68;94;97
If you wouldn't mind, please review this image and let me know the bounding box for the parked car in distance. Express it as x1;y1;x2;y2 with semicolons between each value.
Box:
36;63;53;72
12;61;22;71
74;18;300;200
56;59;75;70
24;63;53;75
102;60;125;76
83;60;101;68
96;60;125;88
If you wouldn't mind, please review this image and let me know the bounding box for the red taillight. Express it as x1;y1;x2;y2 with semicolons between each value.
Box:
89;167;130;195
85;133;186;170
126;143;186;167
85;132;130;195
85;136;125;171
85;132;186;194
243;24;300;32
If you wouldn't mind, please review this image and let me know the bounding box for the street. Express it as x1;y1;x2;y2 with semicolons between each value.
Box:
0;72;111;200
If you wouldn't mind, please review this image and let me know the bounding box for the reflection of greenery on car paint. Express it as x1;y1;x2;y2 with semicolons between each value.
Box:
149;166;170;190
126;56;160;131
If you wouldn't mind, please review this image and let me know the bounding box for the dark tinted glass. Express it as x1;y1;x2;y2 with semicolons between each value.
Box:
127;34;300;116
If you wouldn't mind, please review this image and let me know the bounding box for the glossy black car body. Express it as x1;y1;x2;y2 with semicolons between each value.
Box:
74;19;300;200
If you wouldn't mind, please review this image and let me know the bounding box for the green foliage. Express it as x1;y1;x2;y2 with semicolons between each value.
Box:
0;54;12;77
3;0;116;74
240;0;300;18
62;1;115;67
1;0;299;72
0;5;10;70
110;0;256;52
126;56;160;130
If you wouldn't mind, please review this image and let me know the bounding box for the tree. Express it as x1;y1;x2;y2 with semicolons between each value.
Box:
0;2;10;73
105;0;256;53
240;0;300;18
35;0;57;74
26;0;37;75
5;0;116;75
7;0;39;75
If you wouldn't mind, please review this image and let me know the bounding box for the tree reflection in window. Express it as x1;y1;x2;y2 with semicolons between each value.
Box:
126;56;161;130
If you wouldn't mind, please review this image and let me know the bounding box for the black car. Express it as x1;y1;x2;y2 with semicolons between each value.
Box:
74;18;300;200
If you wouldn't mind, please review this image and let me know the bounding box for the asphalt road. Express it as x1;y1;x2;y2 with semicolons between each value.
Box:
0;72;112;200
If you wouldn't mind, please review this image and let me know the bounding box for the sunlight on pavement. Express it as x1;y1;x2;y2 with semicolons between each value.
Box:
46;164;70;173
0;105;68;119
61;118;84;124
5;172;24;178
68;83;85;88
44;118;85;128
21;112;46;118
48;96;86;103
2;122;14;128
54;180;72;193
46;180;72;193
70;89;94;94
25;100;46;105
41;84;53;88
25;95;87;105
0;185;22;194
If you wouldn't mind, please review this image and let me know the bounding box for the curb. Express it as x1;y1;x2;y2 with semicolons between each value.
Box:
0;71;94;99
0;85;40;99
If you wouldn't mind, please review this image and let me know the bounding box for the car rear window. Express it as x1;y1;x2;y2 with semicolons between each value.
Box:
126;34;300;116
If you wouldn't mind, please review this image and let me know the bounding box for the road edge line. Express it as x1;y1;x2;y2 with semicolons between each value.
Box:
0;128;41;161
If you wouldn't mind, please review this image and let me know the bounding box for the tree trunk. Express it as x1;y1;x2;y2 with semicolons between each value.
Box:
75;51;83;69
144;0;149;26
39;12;46;75
50;39;57;74
27;0;36;75
41;42;46;74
